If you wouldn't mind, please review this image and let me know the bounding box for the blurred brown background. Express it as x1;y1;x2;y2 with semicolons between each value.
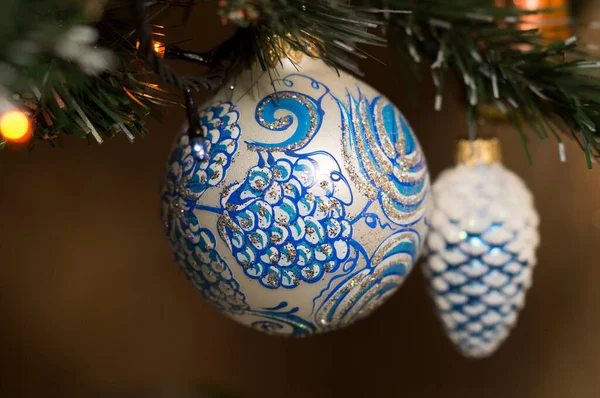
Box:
2;3;600;397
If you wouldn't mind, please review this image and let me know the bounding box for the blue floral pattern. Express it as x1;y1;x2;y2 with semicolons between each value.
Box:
218;153;353;289
249;301;316;336
171;227;250;314
162;101;247;313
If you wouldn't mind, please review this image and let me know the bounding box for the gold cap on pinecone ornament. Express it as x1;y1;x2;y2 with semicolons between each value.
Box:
455;137;503;167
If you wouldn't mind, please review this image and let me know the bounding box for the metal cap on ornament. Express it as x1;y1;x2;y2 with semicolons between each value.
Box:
262;33;322;68
455;137;503;167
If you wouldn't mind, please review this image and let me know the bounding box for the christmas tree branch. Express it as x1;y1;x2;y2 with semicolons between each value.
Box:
0;0;174;148
248;0;600;164
2;0;599;167
383;0;600;164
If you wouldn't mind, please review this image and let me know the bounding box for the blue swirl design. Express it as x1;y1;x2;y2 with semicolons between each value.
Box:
314;230;421;330
336;91;429;226
162;100;247;314
218;151;354;289
247;75;331;152
248;91;323;151
250;302;316;337
363;212;395;231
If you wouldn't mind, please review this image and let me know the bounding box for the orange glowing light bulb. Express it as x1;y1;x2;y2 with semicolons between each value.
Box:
498;0;571;41
136;40;165;58
0;110;31;142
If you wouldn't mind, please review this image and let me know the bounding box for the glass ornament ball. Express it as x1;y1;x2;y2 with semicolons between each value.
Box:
161;57;431;336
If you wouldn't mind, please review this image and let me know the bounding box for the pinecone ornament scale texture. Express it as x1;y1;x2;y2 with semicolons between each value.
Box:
424;163;539;358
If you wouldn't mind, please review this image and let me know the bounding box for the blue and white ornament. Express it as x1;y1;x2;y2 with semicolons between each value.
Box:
423;138;539;357
161;56;430;336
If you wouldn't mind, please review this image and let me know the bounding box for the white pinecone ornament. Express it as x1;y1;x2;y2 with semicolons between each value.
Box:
423;138;540;358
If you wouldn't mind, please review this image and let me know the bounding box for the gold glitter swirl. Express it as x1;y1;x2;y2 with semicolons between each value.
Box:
341;122;378;200
370;231;418;267
315;230;419;329
374;100;397;160
339;93;429;225
315;266;405;329
359;98;394;174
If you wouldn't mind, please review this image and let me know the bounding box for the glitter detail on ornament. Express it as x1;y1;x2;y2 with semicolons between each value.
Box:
249;91;323;152
161;100;243;313
337;92;429;226
315;230;420;329
218;153;354;289
249;301;316;336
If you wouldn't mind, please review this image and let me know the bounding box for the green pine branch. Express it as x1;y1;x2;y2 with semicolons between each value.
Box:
0;0;169;149
251;0;600;166
2;0;600;168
